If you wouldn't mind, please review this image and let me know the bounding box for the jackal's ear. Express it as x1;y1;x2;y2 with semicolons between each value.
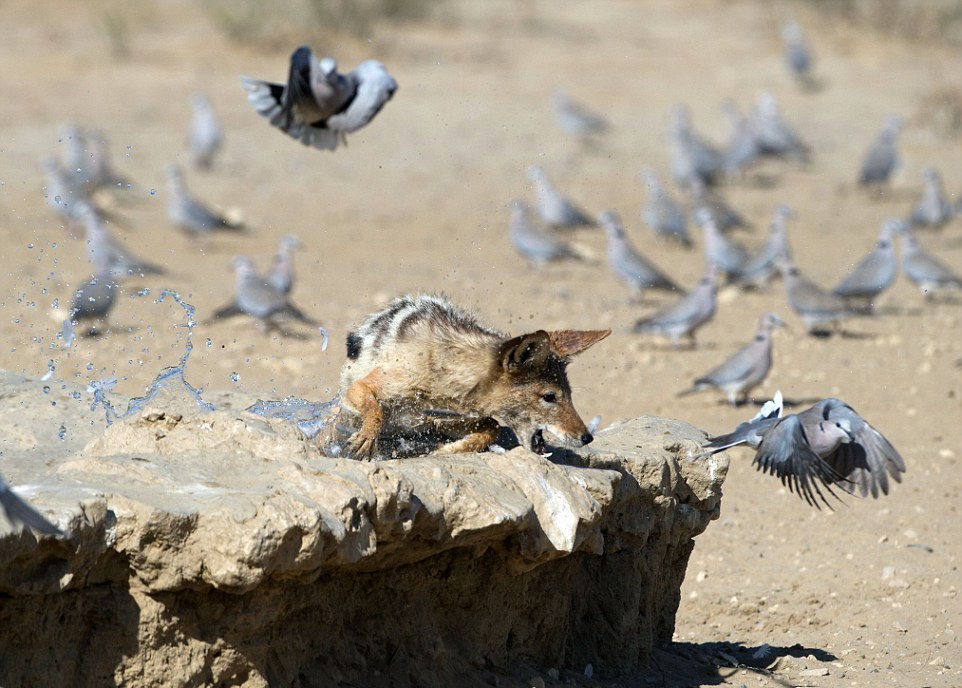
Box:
499;331;551;372
547;329;611;358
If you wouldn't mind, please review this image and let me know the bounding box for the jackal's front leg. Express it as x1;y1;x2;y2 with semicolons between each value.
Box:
344;369;385;459
432;416;501;455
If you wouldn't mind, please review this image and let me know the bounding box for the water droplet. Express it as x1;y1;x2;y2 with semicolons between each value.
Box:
230;372;240;383
58;424;67;441
149;189;157;196
206;338;212;348
42;385;50;394
54;195;62;204
86;363;94;371
27;243;34;249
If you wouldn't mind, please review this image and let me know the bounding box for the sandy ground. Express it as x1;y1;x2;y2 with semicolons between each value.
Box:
1;0;960;685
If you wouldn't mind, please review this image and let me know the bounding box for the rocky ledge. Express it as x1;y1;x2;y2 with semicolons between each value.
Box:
0;371;726;687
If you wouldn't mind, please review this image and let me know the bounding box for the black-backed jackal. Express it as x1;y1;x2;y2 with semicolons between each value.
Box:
338;294;609;459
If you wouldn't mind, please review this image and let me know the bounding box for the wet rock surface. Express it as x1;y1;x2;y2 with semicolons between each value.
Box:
0;371;724;687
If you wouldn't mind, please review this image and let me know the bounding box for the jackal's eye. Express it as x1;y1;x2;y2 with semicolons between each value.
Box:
541;392;557;403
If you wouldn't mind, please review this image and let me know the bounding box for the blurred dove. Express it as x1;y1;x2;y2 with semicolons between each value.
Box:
76;201;164;278
527;165;594;229
165;165;241;235
898;226;962;298
859;114;902;186
722;100;761;176
188;92;223;170
781;20;814;86
0;473;61;535
696;208;750;279
41;156;88;225
700;392;906;507
908;167;954;229
552;88;608;137
241;45;397;151
781;259;871;333
749;92;810;162
738;204;794;288
680;312;785;405
689;176;750;232
509;200;581;266
632;265;717;347
600;210;681;299
641;169;691;246
832;219;899;306
68;259;120;336
213;256;319;331
670;105;724;187
266;234;302;295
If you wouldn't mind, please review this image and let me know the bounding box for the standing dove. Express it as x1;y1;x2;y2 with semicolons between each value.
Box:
859;115;902;186
738;204;794;289
165;165;241;236
0;473;61;535
749;92;810;162
508;200;581;267
213;256;319;332
632;265;717;347
832;219;899;307
781;259;870;333
908;167;954;229
689;177;750;233
700;392;906;507
552;88;608;138
527;165;594;230
600;210;680;299
781;20;814;86
188;92;223;170
241;45;397;151
266;234;302;295
77;201;164;277
67;257;120;337
696;208;750;279
669;105;724;187
641;169;691;246
898;226;962;298
680;312;785;406
722;100;761;177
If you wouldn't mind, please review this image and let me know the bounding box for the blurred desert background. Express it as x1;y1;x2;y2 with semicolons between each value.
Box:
1;0;961;685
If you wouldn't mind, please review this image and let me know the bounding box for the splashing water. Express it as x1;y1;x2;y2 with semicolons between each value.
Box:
87;377;119;425
123;290;214;418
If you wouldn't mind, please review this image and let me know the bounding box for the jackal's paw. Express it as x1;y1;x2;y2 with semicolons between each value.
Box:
346;429;378;460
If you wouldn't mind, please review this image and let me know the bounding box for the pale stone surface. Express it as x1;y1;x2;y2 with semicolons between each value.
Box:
0;371;726;687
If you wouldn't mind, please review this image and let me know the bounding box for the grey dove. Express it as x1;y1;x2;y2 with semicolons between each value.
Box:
527;165;594;229
267;234;301;295
898;226;962;298
722;100;761;176
77;201;164;277
241;45;397;151
749;92;810;162
689;176;750;232
738;204;794;288
67;257;120;336
632;265;717;347
509;200;581;267
669;105;724;187
600;210;681;298
781;20;814;85
552;88;608;137
641;169;691;246
909;167;954;229
780;259;870;333
680;312;785;405
165;165;241;235
859;114;902;186
700;392;906;508
695;208;749;279
832;219;899;306
41;156;88;225
0;473;61;535
188;92;223;170
213;256;319;331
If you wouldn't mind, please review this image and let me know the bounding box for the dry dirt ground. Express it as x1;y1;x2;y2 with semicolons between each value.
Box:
1;0;960;685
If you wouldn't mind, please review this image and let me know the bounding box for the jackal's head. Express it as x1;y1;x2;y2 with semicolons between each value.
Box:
486;328;610;455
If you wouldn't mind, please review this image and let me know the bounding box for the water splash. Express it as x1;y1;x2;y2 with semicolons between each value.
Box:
40;359;56;382
123;290;214;418
87;377;119;425
247;394;345;455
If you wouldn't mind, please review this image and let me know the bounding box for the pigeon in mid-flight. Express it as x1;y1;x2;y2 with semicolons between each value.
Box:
241;45;397;151
698;391;906;508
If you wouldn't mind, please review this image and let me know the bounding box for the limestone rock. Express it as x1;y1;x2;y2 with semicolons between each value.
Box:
0;371;726;686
